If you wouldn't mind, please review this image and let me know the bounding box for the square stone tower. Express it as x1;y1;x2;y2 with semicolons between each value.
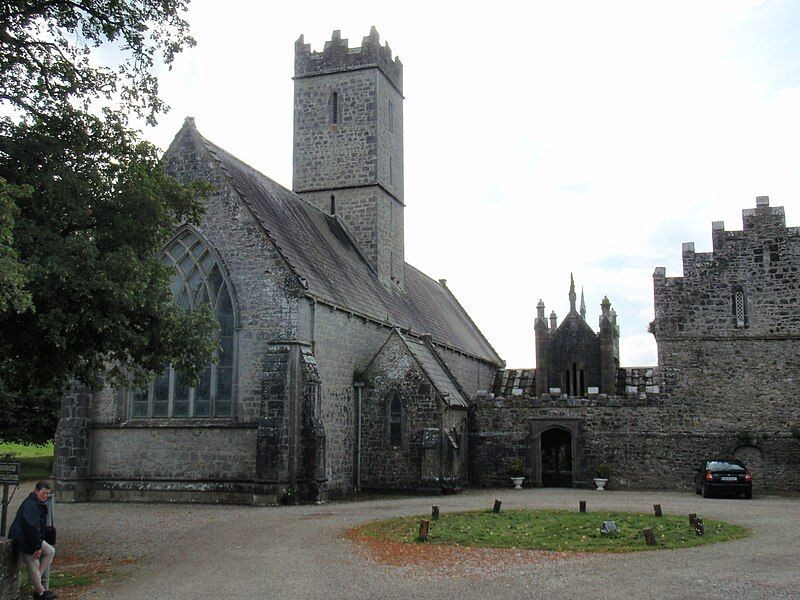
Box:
293;27;405;289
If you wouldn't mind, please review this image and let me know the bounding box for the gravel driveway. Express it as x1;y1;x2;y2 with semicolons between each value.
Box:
12;486;799;599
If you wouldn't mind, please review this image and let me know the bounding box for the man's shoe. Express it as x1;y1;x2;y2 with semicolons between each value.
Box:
42;592;57;599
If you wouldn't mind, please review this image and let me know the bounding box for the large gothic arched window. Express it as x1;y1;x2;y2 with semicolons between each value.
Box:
131;228;237;419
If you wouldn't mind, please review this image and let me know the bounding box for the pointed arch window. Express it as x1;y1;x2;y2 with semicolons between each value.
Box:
131;228;237;419
389;393;402;447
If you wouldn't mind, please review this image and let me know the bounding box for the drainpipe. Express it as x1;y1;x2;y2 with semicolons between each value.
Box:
354;381;365;492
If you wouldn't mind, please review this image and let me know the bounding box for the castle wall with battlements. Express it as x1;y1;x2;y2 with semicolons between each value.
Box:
470;197;800;493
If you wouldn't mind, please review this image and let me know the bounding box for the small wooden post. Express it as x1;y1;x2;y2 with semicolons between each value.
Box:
693;517;704;536
642;527;656;546
418;520;430;541
493;499;502;513
579;500;587;513
653;504;662;517
432;505;440;521
689;513;697;526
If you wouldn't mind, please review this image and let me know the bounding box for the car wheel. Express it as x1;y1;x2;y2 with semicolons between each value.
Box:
695;483;701;495
744;489;752;499
702;484;710;498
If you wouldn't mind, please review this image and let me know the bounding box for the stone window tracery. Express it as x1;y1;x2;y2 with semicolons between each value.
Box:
131;227;237;419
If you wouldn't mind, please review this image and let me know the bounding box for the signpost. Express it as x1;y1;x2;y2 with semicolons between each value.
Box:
0;462;20;537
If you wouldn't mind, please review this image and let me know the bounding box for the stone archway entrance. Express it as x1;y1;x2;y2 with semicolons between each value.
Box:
529;418;583;488
541;428;573;487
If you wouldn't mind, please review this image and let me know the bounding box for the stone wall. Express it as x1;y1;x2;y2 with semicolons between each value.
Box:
361;332;467;491
0;539;18;600
56;121;307;504
650;197;800;489
53;385;90;501
435;347;497;397
312;305;398;493
471;392;800;491
293;69;379;192
89;427;257;480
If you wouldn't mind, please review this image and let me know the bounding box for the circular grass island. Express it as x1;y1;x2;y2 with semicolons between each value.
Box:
351;509;747;553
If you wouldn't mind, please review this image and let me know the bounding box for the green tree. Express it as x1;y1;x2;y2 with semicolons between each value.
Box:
0;2;216;443
0;178;33;314
0;0;194;124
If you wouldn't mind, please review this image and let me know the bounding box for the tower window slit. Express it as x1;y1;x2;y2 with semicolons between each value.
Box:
331;91;339;124
330;194;335;215
734;290;746;328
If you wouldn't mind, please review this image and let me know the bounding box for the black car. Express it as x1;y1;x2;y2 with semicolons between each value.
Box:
694;459;752;498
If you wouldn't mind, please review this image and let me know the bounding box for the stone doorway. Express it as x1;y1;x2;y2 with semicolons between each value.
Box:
529;418;583;487
541;428;573;487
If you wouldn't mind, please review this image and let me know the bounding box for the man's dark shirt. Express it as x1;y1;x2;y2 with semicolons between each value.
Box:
9;493;47;554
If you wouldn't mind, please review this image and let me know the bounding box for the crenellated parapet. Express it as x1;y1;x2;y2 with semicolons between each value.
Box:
295;27;403;93
653;195;800;339
656;196;800;283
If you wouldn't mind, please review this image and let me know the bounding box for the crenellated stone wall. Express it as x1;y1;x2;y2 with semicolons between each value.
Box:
470;393;800;491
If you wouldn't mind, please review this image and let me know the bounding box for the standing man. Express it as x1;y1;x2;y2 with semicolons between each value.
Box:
9;481;56;600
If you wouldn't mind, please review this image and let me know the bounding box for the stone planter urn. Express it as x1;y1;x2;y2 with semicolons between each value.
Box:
593;478;608;491
511;477;525;490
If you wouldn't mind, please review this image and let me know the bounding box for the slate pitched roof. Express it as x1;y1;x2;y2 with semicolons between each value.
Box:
173;121;503;366
399;333;469;408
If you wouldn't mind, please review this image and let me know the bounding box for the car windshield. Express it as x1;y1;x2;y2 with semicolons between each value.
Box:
707;461;745;471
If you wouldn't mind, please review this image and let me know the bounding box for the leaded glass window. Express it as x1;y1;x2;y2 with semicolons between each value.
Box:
131;228;236;419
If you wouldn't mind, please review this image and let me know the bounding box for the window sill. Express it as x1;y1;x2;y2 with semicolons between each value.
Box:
94;420;256;429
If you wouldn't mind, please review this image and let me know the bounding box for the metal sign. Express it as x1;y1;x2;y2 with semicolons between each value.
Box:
0;462;20;484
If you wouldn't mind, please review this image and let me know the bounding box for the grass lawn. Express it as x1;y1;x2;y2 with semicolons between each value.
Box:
0;441;54;480
354;509;747;552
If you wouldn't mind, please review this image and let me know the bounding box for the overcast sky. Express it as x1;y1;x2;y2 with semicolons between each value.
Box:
144;0;799;368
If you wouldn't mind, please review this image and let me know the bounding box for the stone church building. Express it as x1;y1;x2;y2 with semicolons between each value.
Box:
54;28;501;504
54;29;800;504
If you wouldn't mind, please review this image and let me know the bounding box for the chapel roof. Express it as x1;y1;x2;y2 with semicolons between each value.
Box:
170;120;503;366
399;332;469;408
